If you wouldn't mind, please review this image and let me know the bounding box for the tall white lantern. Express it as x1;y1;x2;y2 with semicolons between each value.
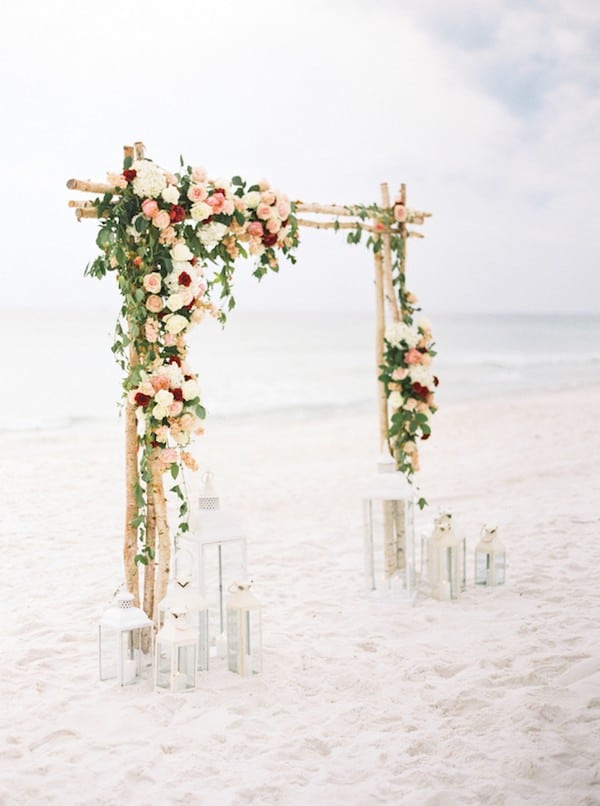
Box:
363;457;416;603
98;591;152;686
427;512;466;600
189;472;248;657
157;567;209;672
474;525;506;586
226;583;262;676
154;609;198;693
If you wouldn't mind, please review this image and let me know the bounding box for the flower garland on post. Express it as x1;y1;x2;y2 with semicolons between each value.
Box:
85;152;299;617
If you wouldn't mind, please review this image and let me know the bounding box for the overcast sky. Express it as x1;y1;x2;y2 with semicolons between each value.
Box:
1;0;598;314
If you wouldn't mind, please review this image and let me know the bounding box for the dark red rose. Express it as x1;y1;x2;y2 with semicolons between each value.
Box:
178;271;192;287
184;301;195;311
262;232;278;247
282;218;289;227
433;376;440;387
421;433;431;441
412;382;429;400
169;204;186;223
123;169;137;182
172;388;183;402
150;440;160;449
184;374;193;381
134;392;151;407
213;187;226;196
167;355;182;367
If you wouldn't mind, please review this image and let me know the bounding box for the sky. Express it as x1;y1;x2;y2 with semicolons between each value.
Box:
1;0;598;314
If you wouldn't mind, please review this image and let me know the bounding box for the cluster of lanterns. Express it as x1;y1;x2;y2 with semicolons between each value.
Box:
363;458;506;602
99;473;262;691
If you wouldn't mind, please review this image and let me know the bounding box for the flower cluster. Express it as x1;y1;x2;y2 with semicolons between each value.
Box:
378;295;438;479
86;154;300;559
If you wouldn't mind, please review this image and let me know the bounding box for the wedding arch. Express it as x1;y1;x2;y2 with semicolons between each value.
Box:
66;141;434;622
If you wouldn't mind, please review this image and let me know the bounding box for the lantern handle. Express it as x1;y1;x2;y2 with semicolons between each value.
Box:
228;580;253;593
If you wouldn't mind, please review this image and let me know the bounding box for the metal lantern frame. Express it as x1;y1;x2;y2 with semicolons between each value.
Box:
363;467;416;604
158;577;210;672
474;525;506;586
226;583;262;676
154;610;199;693
99;591;152;686
427;513;466;600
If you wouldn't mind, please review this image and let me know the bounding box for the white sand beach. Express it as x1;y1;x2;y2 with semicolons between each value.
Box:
1;384;599;804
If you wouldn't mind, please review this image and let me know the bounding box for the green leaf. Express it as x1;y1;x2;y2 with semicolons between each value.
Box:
196;404;206;419
231;175;243;186
417;497;428;510
170;463;179;480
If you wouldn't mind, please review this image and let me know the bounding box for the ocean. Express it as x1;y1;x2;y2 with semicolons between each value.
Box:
2;310;599;432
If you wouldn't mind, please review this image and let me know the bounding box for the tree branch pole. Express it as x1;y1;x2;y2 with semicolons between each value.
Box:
380;183;401;324
373;231;389;456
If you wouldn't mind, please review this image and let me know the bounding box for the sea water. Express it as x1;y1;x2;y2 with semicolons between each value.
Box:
2;309;599;432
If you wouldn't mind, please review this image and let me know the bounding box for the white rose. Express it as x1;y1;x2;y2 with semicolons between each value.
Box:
161;185;180;204
242;191;261;209
182;379;199;400
418;316;432;333
154;389;174;408
389;390;403;409
131;160;166;198
164;364;183;387
198;222;228;249
165;314;189;335
152;404;169;420
166;293;184;312
170;243;194;263
190;201;212;222
409;365;434;388
213;177;231;195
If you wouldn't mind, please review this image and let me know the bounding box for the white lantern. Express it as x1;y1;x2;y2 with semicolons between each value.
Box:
188;472;248;658
363;457;416;603
226;583;262;676
427;512;466;600
154;609;198;693
98;591;152;686
157;568;209;672
474;525;506;586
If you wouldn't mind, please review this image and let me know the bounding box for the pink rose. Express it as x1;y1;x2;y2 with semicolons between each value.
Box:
154;425;169;443
259;179;270;191
106;172;128;190
256;203;272;220
405;348;423;365
165;172;177;185
391;368;409;381
146;295;163;314
266;217;281;234
247;221;264;237
234;197;246;211
169;400;184;417
161;448;178;465
143;272;162;293
145;319;159;343
394;204;407;223
151;374;170;392
180;413;196;432
222;199;235;216
261;190;276;206
142;199;159;219
159;225;177;245
192;166;207;183
207;192;226;214
415;401;430;414
187;184;208;202
277;196;291;219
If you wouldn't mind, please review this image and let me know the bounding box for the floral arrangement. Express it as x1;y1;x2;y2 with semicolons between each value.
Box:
378;299;438;482
85;154;299;563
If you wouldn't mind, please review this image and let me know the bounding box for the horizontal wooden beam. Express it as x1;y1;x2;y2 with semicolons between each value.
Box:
66;178;117;194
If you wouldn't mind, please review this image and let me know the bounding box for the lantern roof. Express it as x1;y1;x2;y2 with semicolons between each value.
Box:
99;591;152;630
156;611;198;645
226;582;261;611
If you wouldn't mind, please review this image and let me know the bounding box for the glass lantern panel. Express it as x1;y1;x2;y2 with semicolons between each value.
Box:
475;550;506;586
155;640;172;690
247;611;262;675
99;625;117;681
201;540;247;649
227;609;241;674
119;629;140;686
176;645;197;691
197;609;209;671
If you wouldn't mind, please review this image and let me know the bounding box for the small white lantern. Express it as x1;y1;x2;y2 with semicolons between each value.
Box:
157;556;209;672
226;582;262;676
474;525;506;586
188;472;248;658
154;609;198;693
363;456;416;603
98;591;152;686
427;512;466;600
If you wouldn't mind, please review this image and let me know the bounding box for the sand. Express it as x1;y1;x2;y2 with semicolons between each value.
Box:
1;386;599;805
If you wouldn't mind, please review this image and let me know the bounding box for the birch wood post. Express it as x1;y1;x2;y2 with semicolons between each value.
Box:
398;183;408;285
380;183;401;323
373;244;388;454
142;482;157;627
150;454;171;609
121;146;142;605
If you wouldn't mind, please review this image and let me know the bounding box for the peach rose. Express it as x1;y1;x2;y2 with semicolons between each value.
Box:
107;172;128;190
394;204;407;223
405;291;418;304
145;319;159;343
164;333;177;346
391;368;409;381
277;196;291;219
181;451;198;471
261;190;276;206
153;210;171;230
259;178;270;191
247;221;264;237
222;198;235;216
151;374;170;392
169;400;184;417
207;192;226;214
146;295;163;313
143;272;162;293
159;225;177;246
141;199;159;219
187;184;208;202
191;166;208;183
256;203;272;220
421;353;432;367
180;413;196;432
266;217;281;234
